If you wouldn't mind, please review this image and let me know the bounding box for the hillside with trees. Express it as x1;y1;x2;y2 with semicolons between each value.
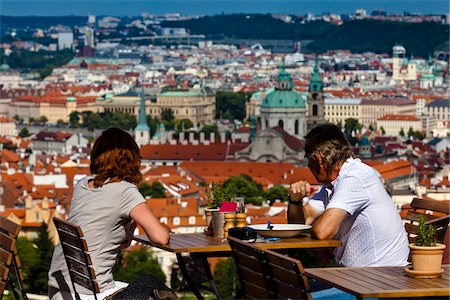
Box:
162;14;448;57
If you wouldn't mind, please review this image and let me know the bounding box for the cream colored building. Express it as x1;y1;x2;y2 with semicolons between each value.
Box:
360;98;416;128
376;114;422;136
0;116;17;137
424;99;450;122
153;87;215;126
9;96;98;123
324;98;361;125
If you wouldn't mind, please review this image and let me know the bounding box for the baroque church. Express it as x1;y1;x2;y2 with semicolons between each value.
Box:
236;61;325;163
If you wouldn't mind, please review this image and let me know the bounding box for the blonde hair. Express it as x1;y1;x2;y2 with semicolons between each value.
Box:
305;124;353;170
90;128;142;187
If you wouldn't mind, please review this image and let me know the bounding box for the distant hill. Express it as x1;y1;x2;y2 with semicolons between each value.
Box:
162;14;449;57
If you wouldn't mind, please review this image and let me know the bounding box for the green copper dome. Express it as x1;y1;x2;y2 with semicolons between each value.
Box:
67;96;77;102
360;135;370;146
262;90;306;108
262;63;306;108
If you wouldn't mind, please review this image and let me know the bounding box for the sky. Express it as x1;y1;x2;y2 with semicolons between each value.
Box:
1;0;449;16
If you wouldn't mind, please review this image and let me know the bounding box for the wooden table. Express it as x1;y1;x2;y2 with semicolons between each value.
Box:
134;233;341;299
305;265;450;299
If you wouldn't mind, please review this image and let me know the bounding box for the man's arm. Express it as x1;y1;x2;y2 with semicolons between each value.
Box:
288;202;322;225
287;181;322;225
311;208;348;239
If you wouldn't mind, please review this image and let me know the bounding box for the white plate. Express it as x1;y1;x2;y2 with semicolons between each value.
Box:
248;224;312;238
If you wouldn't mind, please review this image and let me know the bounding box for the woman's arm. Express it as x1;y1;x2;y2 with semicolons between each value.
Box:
130;203;170;244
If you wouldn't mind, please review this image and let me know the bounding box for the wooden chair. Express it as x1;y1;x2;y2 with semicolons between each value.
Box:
0;227;15;298
0;216;27;300
260;248;311;300
405;197;450;244
53;217;100;300
227;236;271;299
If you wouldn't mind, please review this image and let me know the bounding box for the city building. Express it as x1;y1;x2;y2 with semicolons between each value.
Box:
376;114;422;136
392;45;417;82
307;61;325;131
9;95;98;123
58;31;74;50
31;131;88;154
153;87;216;127
324;97;361;126
0;116;17;137
260;65;307;140
359;98;416;128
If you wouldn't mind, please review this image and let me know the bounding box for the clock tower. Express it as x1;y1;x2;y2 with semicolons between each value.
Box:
307;61;325;132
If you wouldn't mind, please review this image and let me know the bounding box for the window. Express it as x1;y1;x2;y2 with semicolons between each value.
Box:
188;216;196;224
278;120;284;130
173;217;180;225
160;217;168;224
313;104;318;116
295;120;299;135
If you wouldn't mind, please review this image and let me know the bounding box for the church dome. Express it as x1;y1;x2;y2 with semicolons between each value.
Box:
0;64;10;71
262;90;306;108
360;135;370;146
262;63;306;108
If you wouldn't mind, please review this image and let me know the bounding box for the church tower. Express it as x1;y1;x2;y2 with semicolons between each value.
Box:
260;62;307;139
134;88;150;147
307;60;325;132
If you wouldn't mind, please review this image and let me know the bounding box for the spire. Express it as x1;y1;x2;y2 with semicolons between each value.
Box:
136;88;149;130
276;57;293;90
309;59;323;92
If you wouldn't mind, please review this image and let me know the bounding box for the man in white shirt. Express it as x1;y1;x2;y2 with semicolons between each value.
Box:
288;124;409;267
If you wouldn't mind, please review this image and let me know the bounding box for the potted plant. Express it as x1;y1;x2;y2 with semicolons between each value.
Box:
204;182;236;237
407;215;446;278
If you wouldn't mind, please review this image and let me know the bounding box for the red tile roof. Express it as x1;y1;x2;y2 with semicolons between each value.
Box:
140;143;249;161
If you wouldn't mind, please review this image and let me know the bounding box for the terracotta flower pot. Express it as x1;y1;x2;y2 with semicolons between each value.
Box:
409;243;446;274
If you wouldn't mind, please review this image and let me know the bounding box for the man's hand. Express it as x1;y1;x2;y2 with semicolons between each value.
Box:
289;181;311;203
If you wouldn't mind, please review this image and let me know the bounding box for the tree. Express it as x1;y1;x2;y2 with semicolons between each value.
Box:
114;247;166;283
344;118;362;135
85;112;104;131
215;91;250;121
264;185;289;204
69;111;80;128
200;124;219;138
380;126;386;135
213;258;240;299
39;115;48;125
407;127;414;139
140;181;166;198
16;237;39;291
56;119;67;127
223;174;263;205
147;115;160;137
161;108;175;123
28;223;54;294
18;127;30;138
399;128;405;137
174;118;194;131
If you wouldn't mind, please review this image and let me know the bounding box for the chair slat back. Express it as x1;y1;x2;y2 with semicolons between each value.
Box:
227;237;271;300
0;247;13;296
261;248;311;300
410;198;450;214
53;217;100;298
405;197;450;244
0;216;26;299
0;218;21;238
